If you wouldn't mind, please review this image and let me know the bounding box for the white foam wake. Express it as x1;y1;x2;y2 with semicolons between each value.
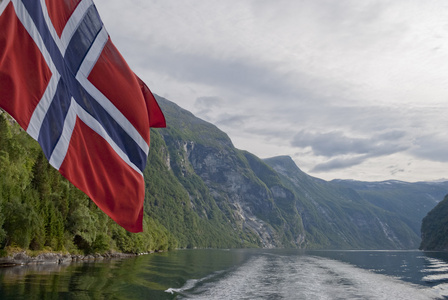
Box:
422;256;448;291
165;270;225;295
165;279;199;295
173;254;445;299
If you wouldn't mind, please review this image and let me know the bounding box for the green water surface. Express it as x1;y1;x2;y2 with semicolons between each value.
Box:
0;249;249;300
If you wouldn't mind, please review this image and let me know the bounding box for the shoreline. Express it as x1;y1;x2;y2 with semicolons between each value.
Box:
0;251;158;268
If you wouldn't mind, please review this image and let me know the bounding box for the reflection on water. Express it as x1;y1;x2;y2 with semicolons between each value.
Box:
1;249;448;299
309;250;448;288
1;257;152;300
0;249;250;300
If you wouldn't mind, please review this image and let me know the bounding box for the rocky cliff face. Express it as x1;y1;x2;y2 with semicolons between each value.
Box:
149;95;446;249
264;156;421;249
156;97;299;248
188;144;280;248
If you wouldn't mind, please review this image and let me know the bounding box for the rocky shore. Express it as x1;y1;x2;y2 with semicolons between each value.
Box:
0;251;150;268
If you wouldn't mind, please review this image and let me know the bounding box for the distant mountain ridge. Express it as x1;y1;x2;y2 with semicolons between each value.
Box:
146;95;448;249
332;179;448;237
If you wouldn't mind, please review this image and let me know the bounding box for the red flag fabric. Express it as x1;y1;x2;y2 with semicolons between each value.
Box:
0;0;165;232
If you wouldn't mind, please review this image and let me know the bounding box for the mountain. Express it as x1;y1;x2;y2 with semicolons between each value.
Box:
333;179;448;237
264;156;420;249
148;96;447;249
1;96;447;253
420;194;448;250
148;97;304;248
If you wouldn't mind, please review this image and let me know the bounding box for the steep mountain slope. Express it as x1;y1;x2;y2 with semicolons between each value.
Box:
264;156;420;249
2;96;445;252
151;96;305;248
150;96;429;249
333;179;448;236
420;194;448;250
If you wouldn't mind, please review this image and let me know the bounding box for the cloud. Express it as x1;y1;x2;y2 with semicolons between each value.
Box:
291;130;408;157
195;96;223;108
410;134;448;162
129;44;327;107
215;113;247;128
311;156;366;172
292;130;411;172
194;96;224;117
389;166;406;176
94;0;448;181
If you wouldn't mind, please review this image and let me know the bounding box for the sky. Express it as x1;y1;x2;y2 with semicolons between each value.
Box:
95;0;448;182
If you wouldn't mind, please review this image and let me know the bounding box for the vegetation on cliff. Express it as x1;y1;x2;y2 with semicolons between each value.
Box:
420;194;448;250
264;156;422;249
1;95;447;255
0;112;175;255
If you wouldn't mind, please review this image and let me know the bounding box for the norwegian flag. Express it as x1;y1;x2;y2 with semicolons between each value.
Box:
0;0;166;232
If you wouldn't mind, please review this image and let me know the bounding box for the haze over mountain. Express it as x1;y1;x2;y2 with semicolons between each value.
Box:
333;179;448;237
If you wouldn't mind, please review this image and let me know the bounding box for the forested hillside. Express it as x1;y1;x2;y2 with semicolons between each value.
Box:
420;194;448;250
1;96;446;255
0;112;176;255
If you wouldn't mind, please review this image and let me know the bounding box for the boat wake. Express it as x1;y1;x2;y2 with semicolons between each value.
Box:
167;253;448;299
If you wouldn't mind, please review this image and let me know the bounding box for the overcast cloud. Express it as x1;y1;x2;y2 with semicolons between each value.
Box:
95;0;448;182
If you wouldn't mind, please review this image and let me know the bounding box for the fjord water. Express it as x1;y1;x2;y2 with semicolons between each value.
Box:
1;249;448;299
